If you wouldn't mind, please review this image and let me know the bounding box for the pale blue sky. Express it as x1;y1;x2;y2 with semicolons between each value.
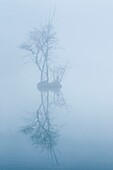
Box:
0;0;113;107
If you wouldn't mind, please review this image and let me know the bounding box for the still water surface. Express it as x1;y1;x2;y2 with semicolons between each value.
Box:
0;74;113;170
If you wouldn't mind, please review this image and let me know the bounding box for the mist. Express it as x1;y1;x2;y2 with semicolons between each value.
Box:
0;0;113;169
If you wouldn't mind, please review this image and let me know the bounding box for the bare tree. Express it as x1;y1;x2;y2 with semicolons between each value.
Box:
20;17;57;83
20;16;68;89
50;64;68;83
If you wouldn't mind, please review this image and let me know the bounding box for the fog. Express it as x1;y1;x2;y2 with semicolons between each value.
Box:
0;0;113;169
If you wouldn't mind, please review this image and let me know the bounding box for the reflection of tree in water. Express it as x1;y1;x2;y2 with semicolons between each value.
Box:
21;88;67;165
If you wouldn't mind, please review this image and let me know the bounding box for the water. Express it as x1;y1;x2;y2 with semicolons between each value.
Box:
0;72;113;170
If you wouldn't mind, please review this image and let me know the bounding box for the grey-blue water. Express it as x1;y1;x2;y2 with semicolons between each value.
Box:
0;70;113;170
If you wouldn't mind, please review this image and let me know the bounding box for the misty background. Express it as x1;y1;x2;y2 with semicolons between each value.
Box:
0;0;113;169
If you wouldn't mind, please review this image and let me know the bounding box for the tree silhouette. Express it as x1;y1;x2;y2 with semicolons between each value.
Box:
20;17;67;88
